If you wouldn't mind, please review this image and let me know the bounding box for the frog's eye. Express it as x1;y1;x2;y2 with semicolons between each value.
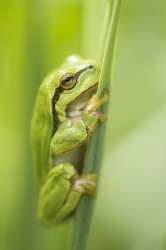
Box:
60;73;77;90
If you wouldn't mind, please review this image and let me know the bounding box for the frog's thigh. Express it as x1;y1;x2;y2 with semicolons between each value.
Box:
50;120;87;155
37;163;78;226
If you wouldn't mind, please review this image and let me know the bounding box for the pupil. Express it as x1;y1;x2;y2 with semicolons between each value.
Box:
64;76;73;82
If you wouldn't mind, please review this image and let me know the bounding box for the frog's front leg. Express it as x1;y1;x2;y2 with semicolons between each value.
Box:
82;90;109;135
50;90;109;155
37;163;96;226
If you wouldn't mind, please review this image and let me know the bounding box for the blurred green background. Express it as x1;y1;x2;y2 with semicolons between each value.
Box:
1;0;166;250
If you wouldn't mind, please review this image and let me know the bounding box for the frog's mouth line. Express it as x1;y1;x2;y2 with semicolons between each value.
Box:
65;82;98;120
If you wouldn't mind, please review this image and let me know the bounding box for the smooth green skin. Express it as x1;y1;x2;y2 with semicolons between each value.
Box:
31;55;105;226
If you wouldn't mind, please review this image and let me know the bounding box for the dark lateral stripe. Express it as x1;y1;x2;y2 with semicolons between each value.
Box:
51;86;64;136
75;65;94;80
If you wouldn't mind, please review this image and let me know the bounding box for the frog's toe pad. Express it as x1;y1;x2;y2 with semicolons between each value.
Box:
72;174;97;197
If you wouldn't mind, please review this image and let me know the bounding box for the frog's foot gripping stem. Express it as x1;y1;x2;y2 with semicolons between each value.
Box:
82;90;109;136
71;171;97;197
86;89;109;113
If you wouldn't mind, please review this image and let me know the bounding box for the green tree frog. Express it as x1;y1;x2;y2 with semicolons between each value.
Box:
31;55;108;226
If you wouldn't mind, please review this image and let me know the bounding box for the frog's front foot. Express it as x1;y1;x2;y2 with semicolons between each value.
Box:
82;90;109;135
86;89;109;113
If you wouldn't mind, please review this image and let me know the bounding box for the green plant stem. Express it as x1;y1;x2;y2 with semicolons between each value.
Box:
97;0;121;96
70;1;121;250
97;2;113;63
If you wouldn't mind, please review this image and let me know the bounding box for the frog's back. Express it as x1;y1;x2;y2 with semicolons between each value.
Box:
31;70;59;188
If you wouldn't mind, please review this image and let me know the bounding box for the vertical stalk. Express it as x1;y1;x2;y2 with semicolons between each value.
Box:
70;0;121;250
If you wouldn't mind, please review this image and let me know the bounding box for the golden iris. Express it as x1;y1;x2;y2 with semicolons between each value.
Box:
60;73;77;90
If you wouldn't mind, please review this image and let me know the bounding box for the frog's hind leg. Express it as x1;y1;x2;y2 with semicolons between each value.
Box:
53;172;97;224
37;163;96;226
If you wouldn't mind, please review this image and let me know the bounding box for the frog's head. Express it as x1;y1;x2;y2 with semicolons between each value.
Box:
52;55;101;122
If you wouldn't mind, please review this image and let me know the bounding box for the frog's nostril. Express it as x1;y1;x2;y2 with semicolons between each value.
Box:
75;65;94;79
